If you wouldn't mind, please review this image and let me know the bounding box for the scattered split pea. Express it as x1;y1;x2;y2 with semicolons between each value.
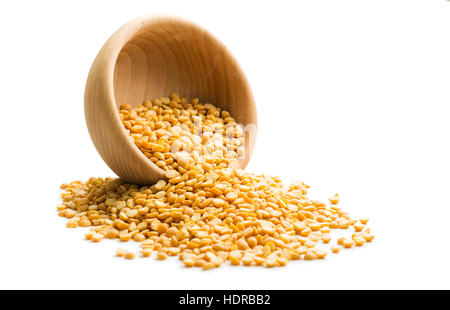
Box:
124;252;135;260
116;248;127;257
58;94;374;269
328;193;340;204
331;245;341;253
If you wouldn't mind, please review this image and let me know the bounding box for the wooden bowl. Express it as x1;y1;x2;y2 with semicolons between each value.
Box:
85;16;257;184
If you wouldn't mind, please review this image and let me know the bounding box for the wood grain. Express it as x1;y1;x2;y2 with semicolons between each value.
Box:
85;16;257;184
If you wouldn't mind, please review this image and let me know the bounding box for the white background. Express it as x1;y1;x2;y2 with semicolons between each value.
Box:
1;0;449;289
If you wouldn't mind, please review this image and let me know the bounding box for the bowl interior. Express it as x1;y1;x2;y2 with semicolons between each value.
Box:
112;18;257;167
113;19;255;125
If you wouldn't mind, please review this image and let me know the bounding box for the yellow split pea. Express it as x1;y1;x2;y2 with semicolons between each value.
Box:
58;94;374;269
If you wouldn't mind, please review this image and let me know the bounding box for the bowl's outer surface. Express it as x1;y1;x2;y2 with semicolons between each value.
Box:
85;16;257;184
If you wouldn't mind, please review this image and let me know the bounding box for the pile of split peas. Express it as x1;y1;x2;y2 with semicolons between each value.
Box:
58;93;374;269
